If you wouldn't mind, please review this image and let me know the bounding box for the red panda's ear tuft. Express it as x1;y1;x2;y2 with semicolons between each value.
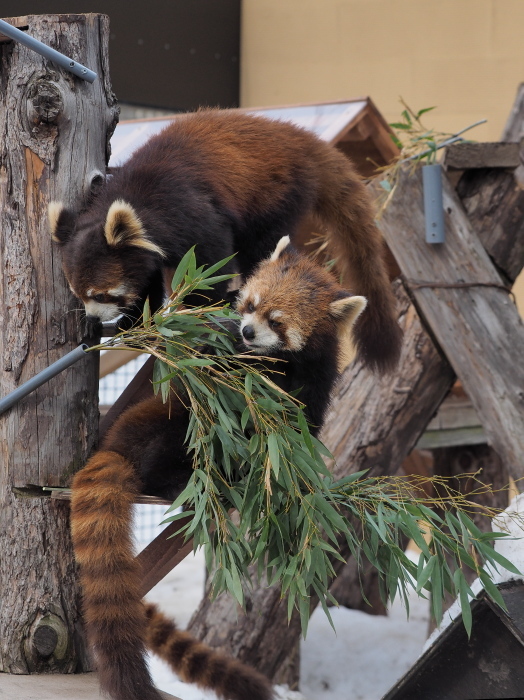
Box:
49;201;76;245
104;200;166;257
269;235;291;261
329;295;367;329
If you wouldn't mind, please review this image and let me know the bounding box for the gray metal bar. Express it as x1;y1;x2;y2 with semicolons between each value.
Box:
0;344;90;416
0;19;97;83
423;164;445;244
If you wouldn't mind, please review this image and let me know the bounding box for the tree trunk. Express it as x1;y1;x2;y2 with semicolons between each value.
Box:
0;13;118;673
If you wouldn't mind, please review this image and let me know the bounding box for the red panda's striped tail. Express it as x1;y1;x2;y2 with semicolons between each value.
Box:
71;451;162;700
145;603;274;700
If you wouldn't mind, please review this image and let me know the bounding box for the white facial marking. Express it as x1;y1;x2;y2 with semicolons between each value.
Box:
253;292;260;307
86;289;95;298
84;300;120;321
107;284;128;297
270;310;283;321
240;312;280;352
286;328;304;351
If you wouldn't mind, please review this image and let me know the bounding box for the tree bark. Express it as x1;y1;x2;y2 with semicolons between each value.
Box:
379;168;524;485
0;13;118;673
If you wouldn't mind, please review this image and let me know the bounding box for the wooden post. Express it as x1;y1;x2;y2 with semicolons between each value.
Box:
0;14;118;673
379;168;524;484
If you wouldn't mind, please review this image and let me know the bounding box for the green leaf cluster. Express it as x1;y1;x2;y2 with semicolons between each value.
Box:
93;250;519;636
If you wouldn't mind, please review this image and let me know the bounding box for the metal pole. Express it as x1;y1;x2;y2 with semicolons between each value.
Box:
0;344;90;416
422;164;445;244
0;19;97;83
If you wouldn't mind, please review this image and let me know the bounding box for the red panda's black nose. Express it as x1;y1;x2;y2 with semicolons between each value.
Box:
242;324;256;341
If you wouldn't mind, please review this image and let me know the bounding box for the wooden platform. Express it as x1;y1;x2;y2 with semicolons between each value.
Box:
416;393;485;449
0;672;181;700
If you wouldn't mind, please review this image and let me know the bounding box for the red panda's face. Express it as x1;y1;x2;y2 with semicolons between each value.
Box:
49;200;165;324
64;269;140;323
236;289;306;354
236;236;368;359
58;224;143;323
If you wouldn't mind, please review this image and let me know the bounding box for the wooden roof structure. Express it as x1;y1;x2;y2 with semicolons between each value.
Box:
108;97;399;177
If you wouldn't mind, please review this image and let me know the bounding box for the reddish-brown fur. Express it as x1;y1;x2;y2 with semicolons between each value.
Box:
71;397;272;700
145;604;273;700
51;109;401;370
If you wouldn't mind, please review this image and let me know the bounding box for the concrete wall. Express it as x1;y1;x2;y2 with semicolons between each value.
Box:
241;0;524;142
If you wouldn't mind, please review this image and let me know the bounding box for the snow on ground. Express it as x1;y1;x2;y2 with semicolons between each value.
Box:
145;548;431;700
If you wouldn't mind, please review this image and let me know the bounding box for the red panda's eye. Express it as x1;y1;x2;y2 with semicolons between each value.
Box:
247;302;255;313
269;319;281;329
93;294;106;303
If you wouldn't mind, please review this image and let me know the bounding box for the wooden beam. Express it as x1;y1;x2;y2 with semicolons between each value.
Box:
443;142;520;171
137;517;194;598
321;281;455;479
456;164;524;284
99;348;141;379
0;672;181;700
379;168;524;484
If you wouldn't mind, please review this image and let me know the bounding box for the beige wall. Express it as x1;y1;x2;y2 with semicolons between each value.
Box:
241;0;524;307
241;0;524;142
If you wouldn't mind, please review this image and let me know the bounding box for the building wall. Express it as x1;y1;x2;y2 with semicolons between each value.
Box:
241;0;524;142
241;0;524;307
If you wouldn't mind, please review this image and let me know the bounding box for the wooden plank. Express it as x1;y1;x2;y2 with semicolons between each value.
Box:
379;167;524;483
456;165;524;284
0;672;181;700
417;426;486;450
443;142;520;171
137;517;194;598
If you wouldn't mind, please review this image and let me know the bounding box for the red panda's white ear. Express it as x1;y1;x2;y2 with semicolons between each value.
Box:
329;295;367;328
269;235;291;261
49;201;76;244
331;295;368;371
104;200;166;257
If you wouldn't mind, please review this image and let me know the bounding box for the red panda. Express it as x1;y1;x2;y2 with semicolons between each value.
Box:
49;108;401;372
69;239;369;700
